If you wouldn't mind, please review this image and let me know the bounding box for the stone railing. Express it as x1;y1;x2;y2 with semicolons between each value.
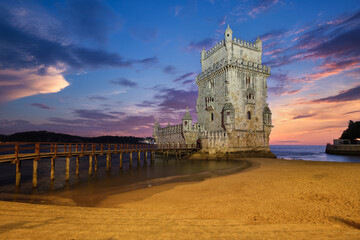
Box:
232;38;258;50
204;40;225;59
158;124;183;135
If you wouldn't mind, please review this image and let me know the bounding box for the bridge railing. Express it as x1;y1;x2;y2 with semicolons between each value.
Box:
0;142;157;158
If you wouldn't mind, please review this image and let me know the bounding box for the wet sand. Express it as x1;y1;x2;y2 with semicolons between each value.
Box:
0;157;360;239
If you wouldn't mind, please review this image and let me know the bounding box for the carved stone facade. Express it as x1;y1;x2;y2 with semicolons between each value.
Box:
153;26;273;154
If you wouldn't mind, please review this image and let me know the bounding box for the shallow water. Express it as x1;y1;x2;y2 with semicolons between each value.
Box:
271;145;360;162
0;154;251;206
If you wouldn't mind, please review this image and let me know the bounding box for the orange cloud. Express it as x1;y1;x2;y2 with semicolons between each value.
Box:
0;66;69;103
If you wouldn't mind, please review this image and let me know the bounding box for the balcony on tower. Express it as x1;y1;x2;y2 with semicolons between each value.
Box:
205;96;215;111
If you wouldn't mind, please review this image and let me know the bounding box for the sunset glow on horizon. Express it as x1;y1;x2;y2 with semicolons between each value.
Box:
0;0;359;145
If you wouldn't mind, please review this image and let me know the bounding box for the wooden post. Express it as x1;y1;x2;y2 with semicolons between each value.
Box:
151;151;154;161
89;155;93;176
144;151;148;164
76;156;79;175
51;157;56;181
94;155;98;172
119;153;123;169
16;160;21;187
129;152;133;167
137;151;141;165
166;151;169;158
33;159;38;188
106;154;111;172
65;157;70;181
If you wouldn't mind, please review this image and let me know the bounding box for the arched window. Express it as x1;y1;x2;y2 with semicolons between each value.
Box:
211;113;214;121
246;76;250;85
247;111;251;120
184;121;187;125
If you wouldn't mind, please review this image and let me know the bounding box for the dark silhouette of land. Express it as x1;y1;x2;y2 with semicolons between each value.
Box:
0;131;149;144
340;120;360;143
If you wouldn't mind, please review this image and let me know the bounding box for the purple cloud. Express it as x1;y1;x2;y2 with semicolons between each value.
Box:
218;16;227;26
248;0;280;18
343;110;360;115
163;65;177;74
187;38;216;52
73;109;118;120
31;103;53;110
110;78;137;87
293;113;316;120
173;72;197;82
311;85;360;103
88;96;108;101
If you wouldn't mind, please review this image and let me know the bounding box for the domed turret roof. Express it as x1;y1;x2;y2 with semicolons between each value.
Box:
222;102;235;110
263;105;272;113
182;107;192;120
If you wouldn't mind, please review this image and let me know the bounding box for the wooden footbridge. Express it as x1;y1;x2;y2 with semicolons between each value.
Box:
0;142;197;188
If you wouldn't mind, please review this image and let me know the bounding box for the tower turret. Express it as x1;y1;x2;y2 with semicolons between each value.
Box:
255;36;262;50
153;120;160;142
201;47;206;68
224;24;233;43
182;107;192;131
224;25;233;57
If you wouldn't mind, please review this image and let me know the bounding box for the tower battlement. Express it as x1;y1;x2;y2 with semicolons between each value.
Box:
203;38;260;61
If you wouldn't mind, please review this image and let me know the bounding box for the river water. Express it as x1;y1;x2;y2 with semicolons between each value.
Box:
270;145;360;162
0;154;251;206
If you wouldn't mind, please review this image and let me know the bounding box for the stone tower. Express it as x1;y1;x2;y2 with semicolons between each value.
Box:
195;25;273;153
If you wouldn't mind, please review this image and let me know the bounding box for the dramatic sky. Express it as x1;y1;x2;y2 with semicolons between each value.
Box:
0;0;359;145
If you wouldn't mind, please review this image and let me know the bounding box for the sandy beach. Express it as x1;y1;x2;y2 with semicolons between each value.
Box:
0;157;360;239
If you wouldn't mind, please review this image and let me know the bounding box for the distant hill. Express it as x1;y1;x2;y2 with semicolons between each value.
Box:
0;131;146;144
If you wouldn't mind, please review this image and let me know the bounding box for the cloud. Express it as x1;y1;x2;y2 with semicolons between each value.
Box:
311;85;360;103
343;110;360;115
187;38;216;52
0;67;69;103
110;78;137;87
108;111;126;116
292;113;316;120
0;4;155;102
163;65;177;74
136;57;158;67
73;109;118;120
88;95;108;101
135;100;156;108
259;30;286;42
182;80;194;85
248;0;280;18
155;88;198;111
0;5;136;71
218;16;227;26
173;72;197;82
267;72;300;96
31;103;53;110
264;10;360;73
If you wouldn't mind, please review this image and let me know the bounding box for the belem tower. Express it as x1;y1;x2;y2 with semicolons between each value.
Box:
153;25;273;155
